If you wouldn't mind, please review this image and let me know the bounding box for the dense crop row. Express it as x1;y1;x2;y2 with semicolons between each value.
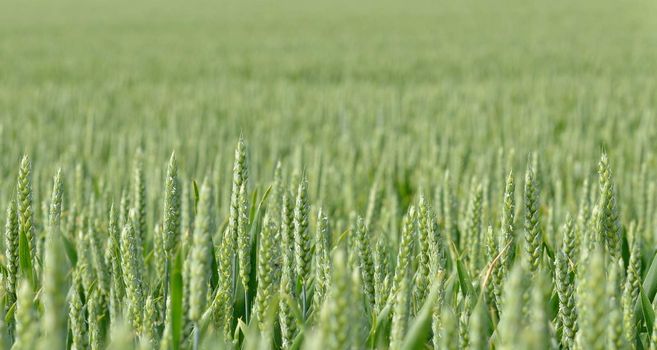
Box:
1;137;657;349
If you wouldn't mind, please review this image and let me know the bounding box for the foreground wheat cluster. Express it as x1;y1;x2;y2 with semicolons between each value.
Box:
1;133;656;350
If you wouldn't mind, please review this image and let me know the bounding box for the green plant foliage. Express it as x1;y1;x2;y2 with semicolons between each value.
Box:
0;0;655;348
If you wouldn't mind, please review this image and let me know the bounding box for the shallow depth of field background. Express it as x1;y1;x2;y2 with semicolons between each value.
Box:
2;0;656;183
1;0;656;244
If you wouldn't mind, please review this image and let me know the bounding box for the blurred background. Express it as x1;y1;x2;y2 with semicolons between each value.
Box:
0;0;656;219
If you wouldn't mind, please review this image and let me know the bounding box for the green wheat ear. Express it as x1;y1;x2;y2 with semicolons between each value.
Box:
280;191;295;284
352;214;375;309
293;175;311;285
390;249;411;350
373;234;390;314
121;211;145;333
88;287;104;350
577;247;606;350
499;171;515;272
162;151;181;261
269;161;284;232
464;182;483;273
142;295;159;349
607;259;624;350
119;189;129;228
4;202;19;328
188;179;213;323
108;204;125;324
555;250;577;349
575;177;591;256
237;183;251;306
497;261;529;350
41;171;68;350
229;137;248;282
318;249;353;350
254;214;276;331
414;195;431;312
278;256;298;350
69;270;88;350
597;153;622;261
48;169;63;230
17;155;36;273
313;207;331;316
132;149;147;244
13;280;37;350
622;222;641;347
523;163;542;274
430;271;446;350
88;215;110;298
561;214;576;264
522;271;550;348
485;225;502;313
458;294;473;349
442;171;458;246
365;179;382;230
390;206;415;305
215;225;234;339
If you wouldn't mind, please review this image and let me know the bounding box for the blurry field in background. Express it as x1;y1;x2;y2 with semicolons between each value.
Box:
0;0;654;220
1;0;656;169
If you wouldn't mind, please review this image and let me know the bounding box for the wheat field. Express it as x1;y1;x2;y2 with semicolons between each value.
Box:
1;0;657;349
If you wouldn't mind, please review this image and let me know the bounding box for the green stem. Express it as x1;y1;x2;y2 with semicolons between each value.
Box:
301;283;307;321
244;290;250;324
163;257;170;315
193;322;200;350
